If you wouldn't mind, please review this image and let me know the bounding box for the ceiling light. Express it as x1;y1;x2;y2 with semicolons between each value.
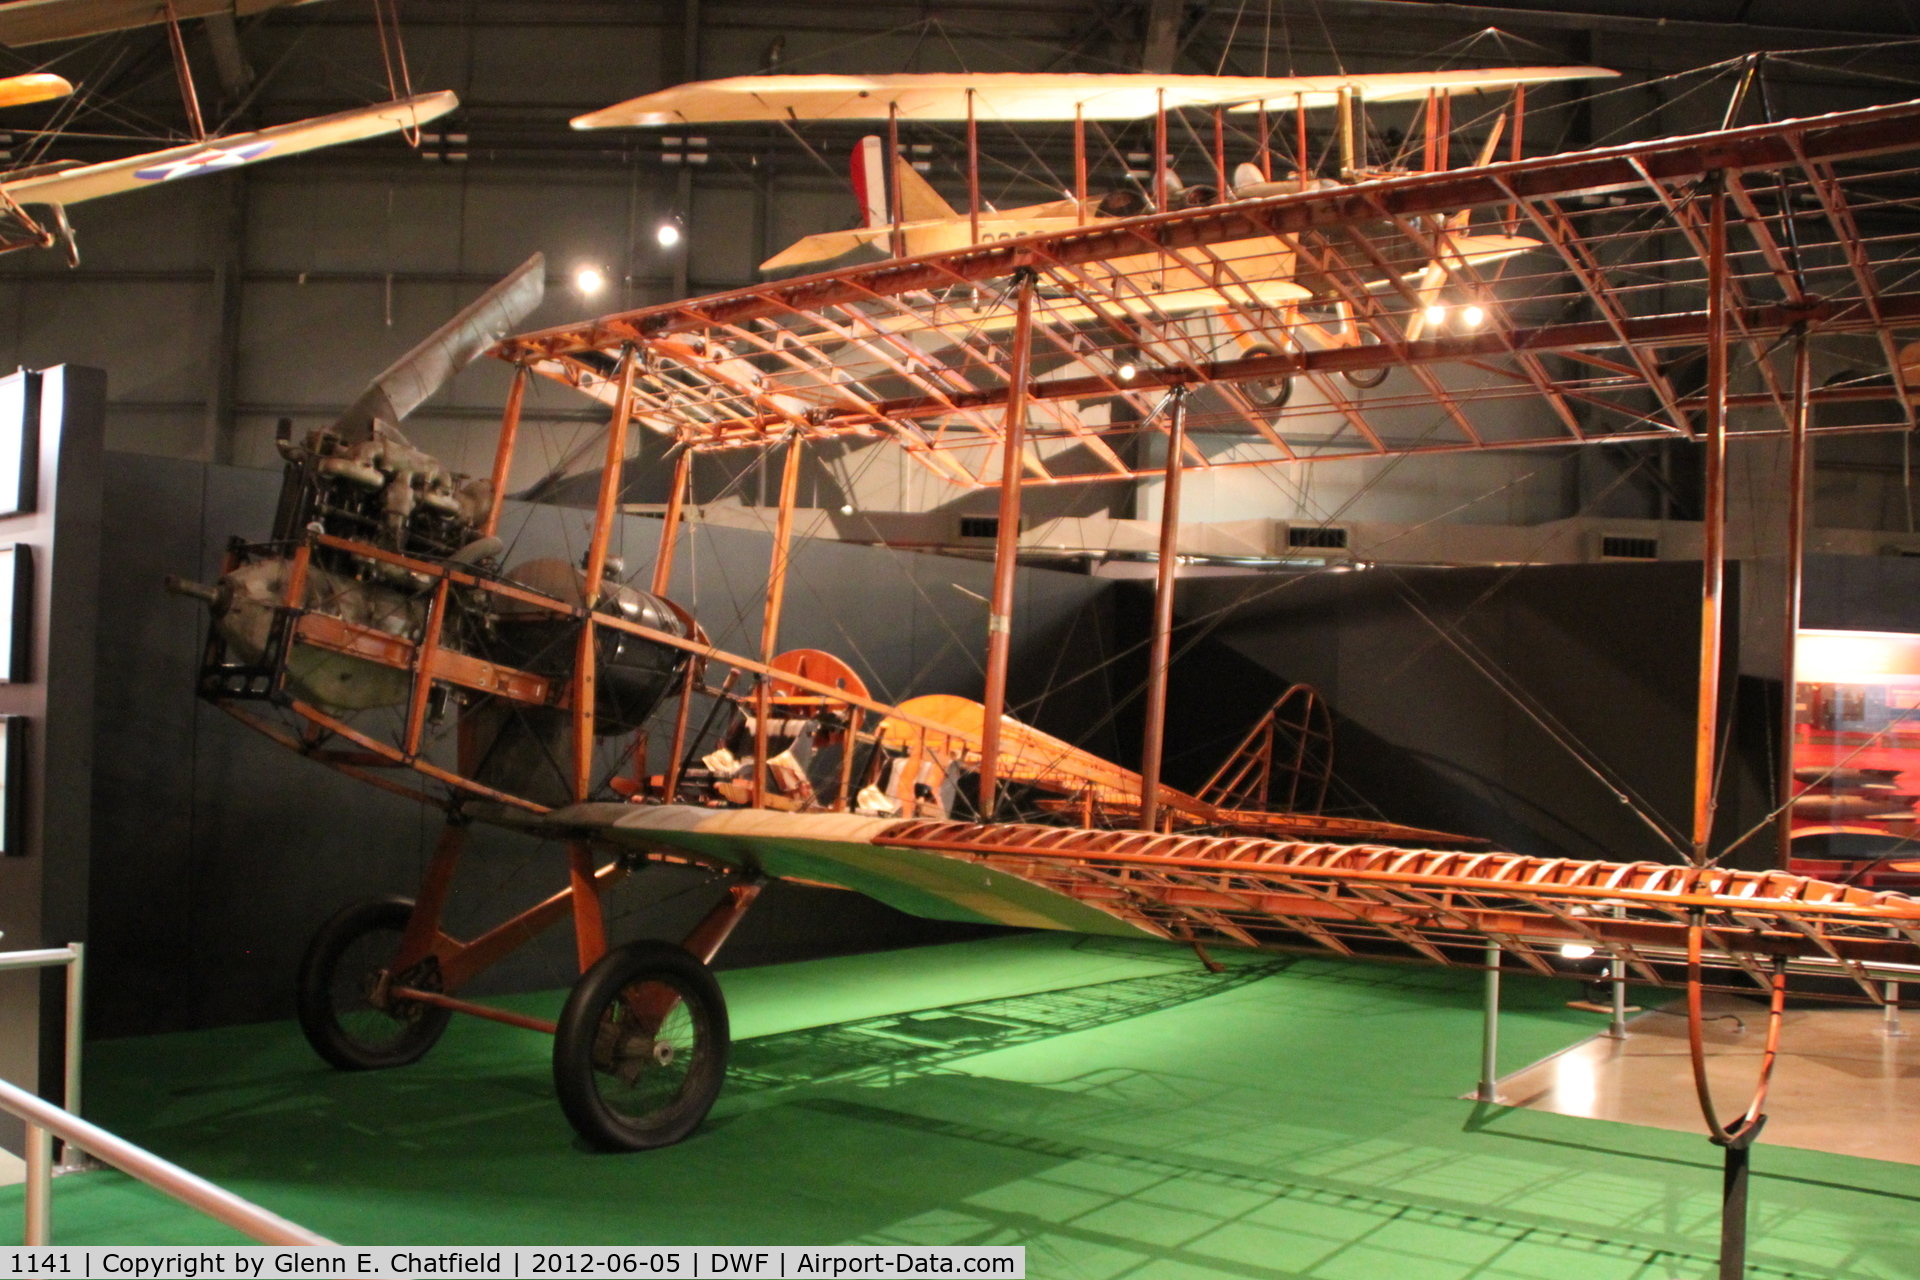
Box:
1423;304;1447;326
1117;362;1138;382
1559;943;1596;960
1462;304;1486;328
656;222;682;248
574;266;606;296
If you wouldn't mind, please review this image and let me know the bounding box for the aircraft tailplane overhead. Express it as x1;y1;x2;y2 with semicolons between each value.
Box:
892;151;956;221
851;136;958;228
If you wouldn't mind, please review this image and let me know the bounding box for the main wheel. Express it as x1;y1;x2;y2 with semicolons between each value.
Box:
1342;364;1389;388
296;897;451;1071
1238;344;1294;409
552;941;730;1152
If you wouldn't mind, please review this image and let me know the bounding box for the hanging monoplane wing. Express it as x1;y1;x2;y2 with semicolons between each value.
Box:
0;70;69;105
0;89;456;207
0;0;322;46
574;67;1619;129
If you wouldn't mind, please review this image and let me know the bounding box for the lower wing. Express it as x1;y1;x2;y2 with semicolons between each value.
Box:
2;90;457;208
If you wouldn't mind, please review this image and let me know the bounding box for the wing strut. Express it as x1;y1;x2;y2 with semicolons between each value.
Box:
161;1;206;141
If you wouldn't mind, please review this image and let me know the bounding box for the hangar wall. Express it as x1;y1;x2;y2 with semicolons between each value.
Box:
1139;562;1757;869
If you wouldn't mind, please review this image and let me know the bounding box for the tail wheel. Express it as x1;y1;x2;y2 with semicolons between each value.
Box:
1238;344;1294;409
552;940;730;1152
296;897;451;1071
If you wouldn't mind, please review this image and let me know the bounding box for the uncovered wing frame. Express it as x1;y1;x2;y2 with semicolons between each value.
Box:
539;805;1920;1005
498;94;1920;489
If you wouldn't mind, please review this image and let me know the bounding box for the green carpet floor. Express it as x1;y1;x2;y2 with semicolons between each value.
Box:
5;932;1917;1278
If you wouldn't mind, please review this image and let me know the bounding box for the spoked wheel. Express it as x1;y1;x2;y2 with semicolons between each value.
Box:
552;941;730;1152
1238;344;1294;409
296;896;451;1071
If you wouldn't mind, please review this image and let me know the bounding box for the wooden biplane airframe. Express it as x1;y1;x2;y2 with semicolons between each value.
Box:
176;68;1920;1273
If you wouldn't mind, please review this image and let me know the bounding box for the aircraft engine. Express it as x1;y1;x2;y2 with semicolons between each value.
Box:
171;556;425;714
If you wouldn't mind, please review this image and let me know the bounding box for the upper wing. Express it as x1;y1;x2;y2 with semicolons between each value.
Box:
0;0;322;47
574;67;1617;128
0;71;69;107
333;251;546;444
2;90;455;207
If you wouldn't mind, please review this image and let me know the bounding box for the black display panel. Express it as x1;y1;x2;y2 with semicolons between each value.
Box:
0;544;31;683
0;715;24;856
0;372;38;518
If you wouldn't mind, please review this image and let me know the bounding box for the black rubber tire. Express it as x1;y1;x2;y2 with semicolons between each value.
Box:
1239;345;1294;409
296;897;451;1071
552;941;730;1152
1342;364;1389;389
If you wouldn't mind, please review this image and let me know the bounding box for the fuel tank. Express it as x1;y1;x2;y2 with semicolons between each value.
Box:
487;557;692;731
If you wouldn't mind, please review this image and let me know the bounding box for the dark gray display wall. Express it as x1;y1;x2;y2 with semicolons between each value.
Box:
1112;562;1775;871
87;453;1122;1037
1800;554;1920;634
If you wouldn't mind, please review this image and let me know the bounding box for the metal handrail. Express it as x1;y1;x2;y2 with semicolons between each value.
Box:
0;943;86;1148
0;1077;331;1245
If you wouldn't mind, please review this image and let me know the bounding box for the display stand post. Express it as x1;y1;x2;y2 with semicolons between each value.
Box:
1717;1125;1763;1280
1478;941;1501;1103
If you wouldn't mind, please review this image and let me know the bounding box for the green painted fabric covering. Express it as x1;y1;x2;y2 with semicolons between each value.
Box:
539;805;1152;937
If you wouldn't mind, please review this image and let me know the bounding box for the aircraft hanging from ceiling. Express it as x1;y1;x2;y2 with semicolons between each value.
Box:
572;68;1620;128
0;0;453;262
574;67;1615;272
562;66;1613;421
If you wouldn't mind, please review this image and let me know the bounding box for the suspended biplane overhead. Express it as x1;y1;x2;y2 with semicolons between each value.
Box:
537;64;1653;460
0;0;454;261
503;88;1920;491
579;66;1613;311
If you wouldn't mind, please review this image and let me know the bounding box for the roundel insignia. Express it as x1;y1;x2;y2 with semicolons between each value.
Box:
134;140;275;182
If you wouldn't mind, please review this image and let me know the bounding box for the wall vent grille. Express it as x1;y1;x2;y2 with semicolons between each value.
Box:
1288;526;1348;549
959;516;1000;539
1600;535;1660;560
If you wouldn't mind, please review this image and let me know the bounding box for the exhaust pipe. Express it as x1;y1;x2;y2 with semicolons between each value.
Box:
164;574;230;615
